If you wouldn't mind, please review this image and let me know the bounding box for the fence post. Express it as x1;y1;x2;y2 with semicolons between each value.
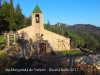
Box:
4;32;6;40
14;33;16;42
7;33;9;47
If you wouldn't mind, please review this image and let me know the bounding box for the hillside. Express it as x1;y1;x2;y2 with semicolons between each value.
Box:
68;24;100;34
55;23;100;34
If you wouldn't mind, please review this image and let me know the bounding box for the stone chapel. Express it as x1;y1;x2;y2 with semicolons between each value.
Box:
17;5;70;55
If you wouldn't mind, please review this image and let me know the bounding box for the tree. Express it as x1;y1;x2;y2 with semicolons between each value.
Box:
0;0;31;33
9;0;16;30
47;20;50;30
14;3;25;30
79;33;99;51
23;16;31;27
86;34;99;51
0;0;10;32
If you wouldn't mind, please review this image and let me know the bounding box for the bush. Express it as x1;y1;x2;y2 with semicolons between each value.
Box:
0;36;4;41
16;38;23;43
0;54;7;60
0;40;7;50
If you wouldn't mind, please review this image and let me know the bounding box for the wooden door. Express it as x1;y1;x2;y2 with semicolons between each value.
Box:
39;43;46;55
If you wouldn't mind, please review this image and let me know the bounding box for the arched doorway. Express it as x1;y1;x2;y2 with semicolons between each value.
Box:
39;43;46;55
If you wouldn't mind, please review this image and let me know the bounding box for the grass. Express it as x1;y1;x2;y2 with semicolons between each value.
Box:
60;50;83;54
0;54;6;60
0;40;7;50
0;36;4;41
0;53;10;60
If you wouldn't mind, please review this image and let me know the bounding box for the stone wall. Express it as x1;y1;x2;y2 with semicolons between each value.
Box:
43;29;70;51
32;52;100;72
17;26;35;39
6;44;100;74
17;27;70;52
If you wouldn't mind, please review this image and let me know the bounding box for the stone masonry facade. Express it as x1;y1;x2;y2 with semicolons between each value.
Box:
17;5;70;55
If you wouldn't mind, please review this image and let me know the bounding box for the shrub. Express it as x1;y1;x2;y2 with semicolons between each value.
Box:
0;54;7;60
0;40;6;50
0;36;4;41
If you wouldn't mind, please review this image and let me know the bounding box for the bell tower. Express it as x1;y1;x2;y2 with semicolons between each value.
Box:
32;5;44;34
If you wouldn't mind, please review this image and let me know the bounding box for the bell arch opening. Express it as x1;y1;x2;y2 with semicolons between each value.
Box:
35;14;40;23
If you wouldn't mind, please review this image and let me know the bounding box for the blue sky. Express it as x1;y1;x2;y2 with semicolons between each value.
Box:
5;0;100;27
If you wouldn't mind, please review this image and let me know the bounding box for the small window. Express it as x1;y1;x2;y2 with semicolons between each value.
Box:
41;34;43;36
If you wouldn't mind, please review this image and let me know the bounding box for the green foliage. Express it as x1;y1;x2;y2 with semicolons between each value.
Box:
0;1;10;22
14;3;25;30
23;16;31;27
0;1;10;31
9;0;16;30
89;34;100;50
0;40;6;50
0;36;4;41
84;33;99;51
46;21;50;29
16;38;23;43
60;50;83;54
76;32;99;51
65;30;84;48
0;0;25;31
0;54;7;60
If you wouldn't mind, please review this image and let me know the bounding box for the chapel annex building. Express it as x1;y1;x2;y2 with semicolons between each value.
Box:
17;5;70;55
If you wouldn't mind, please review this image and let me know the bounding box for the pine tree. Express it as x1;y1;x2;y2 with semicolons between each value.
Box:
47;20;50;29
14;3;25;29
9;0;16;30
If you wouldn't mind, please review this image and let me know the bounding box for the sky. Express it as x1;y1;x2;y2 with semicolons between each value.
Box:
4;0;100;27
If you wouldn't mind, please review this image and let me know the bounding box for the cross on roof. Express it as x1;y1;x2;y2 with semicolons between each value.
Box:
36;2;38;5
